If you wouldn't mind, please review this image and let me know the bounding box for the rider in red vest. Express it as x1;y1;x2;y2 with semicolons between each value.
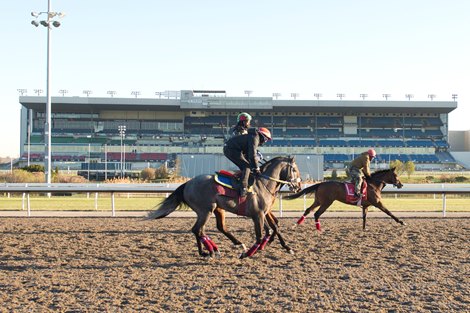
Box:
223;127;272;197
349;149;376;197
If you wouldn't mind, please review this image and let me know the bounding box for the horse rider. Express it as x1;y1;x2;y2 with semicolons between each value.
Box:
231;112;252;136
349;148;377;198
223;127;272;197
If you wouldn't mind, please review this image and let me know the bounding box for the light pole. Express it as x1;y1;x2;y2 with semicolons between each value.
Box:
31;2;65;184
118;125;126;178
272;92;281;100
290;93;299;100
244;90;253;97
452;94;458;101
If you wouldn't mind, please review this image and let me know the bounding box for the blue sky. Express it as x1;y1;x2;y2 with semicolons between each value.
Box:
1;0;469;157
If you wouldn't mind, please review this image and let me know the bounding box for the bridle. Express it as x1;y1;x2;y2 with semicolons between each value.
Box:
259;159;302;194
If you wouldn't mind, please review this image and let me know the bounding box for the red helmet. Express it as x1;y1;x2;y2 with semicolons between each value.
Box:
367;149;377;158
258;127;272;141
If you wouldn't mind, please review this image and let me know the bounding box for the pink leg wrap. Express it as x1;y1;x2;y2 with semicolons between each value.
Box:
297;215;306;225
259;235;271;250
246;243;261;257
315;221;322;231
200;236;214;253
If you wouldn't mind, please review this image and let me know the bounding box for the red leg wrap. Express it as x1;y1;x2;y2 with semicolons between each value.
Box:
207;237;219;252
315;221;321;231
200;236;214;253
297;215;306;225
246;243;261;257
259;235;271;250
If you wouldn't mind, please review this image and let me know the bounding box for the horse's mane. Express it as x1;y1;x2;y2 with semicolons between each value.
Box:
260;156;292;171
371;168;395;177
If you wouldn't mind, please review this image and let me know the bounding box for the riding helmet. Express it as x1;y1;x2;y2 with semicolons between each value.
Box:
258;127;272;142
367;148;377;158
237;112;252;122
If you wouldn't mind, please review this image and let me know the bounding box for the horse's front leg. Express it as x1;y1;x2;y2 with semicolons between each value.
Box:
362;205;369;230
240;213;264;259
265;211;294;254
375;201;406;226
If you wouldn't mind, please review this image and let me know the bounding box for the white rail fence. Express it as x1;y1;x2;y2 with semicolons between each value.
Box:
1;183;470;217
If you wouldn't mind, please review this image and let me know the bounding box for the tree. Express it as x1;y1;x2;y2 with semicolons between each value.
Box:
22;164;45;173
389;160;404;174
141;167;156;181
404;161;415;178
155;164;170;180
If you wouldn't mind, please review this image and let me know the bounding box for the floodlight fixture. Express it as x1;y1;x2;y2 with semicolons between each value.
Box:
314;93;322;100
34;89;43;96
59;89;68;97
244;90;253;97
452;94;458;101
107;90;117;97
360;93;368;100
290;93;299;100
272;92;281;100
17;89;28;96
131;91;141;98
83;90;92;97
382;94;391;100
405;94;414;101
31;20;39;27
336;93;345;100
428;94;436;101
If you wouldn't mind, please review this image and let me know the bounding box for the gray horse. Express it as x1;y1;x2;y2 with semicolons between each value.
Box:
147;156;302;259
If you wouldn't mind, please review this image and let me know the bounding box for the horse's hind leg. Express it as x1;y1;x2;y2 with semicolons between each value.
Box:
213;208;246;252
312;201;333;232
295;198;320;227
362;205;369;230
192;211;218;257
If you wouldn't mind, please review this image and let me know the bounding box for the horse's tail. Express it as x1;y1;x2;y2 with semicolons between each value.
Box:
284;183;321;200
147;183;187;219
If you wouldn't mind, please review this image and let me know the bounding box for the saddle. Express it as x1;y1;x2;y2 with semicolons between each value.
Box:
344;181;368;205
213;170;252;216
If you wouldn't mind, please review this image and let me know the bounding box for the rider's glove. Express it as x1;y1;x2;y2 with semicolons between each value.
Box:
256;150;263;161
252;167;261;175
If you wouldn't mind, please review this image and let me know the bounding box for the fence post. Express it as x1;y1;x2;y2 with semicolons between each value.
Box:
279;194;283;217
442;193;446;218
111;192;115;217
27;192;31;217
95;184;99;210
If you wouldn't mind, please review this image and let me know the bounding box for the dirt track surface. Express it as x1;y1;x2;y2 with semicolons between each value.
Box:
0;217;468;312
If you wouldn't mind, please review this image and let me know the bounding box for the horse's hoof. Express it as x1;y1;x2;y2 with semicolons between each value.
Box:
292;223;298;230
239;253;247;259
401;221;407;226
214;251;221;258
288;249;294;255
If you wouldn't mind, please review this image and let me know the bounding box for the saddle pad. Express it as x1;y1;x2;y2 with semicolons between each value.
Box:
344;181;367;204
213;182;248;216
214;173;236;189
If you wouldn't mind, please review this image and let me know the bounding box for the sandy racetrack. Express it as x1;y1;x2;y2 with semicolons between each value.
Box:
0;216;468;312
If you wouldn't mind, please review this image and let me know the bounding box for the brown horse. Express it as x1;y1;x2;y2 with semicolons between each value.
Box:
285;168;405;230
147;156;302;259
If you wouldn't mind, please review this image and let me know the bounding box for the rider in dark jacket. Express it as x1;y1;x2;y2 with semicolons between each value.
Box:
223;127;272;197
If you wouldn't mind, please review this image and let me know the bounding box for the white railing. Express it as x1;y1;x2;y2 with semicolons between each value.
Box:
1;183;470;217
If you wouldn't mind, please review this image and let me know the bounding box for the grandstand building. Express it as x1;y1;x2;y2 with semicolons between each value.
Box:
19;90;458;180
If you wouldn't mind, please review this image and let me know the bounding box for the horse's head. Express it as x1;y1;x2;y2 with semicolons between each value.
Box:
371;167;403;189
261;156;302;193
389;167;403;189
